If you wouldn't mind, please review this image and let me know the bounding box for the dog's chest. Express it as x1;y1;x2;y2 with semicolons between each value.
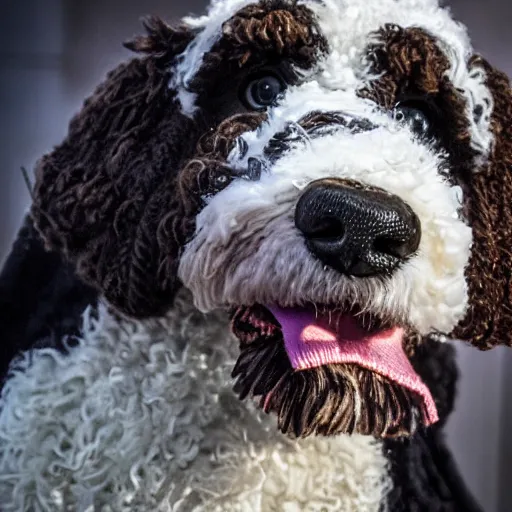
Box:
0;294;390;511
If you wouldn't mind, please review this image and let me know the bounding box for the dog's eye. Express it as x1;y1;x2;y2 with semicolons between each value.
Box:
243;75;284;110
393;101;433;137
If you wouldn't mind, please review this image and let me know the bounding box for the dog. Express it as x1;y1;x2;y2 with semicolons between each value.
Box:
0;0;510;509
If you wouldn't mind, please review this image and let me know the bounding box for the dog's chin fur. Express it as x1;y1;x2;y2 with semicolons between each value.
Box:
231;306;422;439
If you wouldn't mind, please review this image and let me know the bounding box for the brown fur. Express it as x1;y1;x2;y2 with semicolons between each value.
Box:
189;0;327;92
361;25;477;174
30;4;325;319
453;57;512;349
32;20;199;318
231;305;423;438
362;25;512;348
124;16;194;63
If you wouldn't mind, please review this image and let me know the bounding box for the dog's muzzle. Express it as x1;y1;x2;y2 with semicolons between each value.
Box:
295;178;421;276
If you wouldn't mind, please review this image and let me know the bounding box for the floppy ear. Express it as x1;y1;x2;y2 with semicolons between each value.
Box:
453;55;512;349
31;17;197;318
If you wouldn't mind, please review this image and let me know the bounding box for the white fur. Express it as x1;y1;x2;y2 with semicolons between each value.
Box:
0;291;390;512
308;0;494;159
179;83;473;335
172;0;494;161
170;0;252;115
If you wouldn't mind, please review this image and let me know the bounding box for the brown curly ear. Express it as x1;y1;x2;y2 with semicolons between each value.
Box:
31;17;197;318
123;16;193;60
453;55;512;349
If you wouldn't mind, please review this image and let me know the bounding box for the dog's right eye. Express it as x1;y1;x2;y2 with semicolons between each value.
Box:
243;75;285;110
392;100;438;139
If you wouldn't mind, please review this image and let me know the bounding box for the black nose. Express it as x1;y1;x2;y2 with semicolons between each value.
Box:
294;179;421;277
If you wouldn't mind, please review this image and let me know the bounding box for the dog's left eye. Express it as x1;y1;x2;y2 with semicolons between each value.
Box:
393;101;434;137
243;75;285;110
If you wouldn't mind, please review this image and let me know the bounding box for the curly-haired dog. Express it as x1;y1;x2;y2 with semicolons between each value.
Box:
0;0;510;510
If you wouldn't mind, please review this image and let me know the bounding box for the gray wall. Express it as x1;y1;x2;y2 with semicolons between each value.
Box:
0;0;66;256
0;1;511;510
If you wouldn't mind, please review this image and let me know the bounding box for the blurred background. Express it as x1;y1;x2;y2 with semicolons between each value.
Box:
0;0;510;510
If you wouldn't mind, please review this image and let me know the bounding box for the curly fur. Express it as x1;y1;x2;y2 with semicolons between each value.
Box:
0;291;391;511
1;0;510;510
452;58;512;349
32;22;198;319
30;0;512;349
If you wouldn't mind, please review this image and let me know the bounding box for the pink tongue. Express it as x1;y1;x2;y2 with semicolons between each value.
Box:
268;306;438;426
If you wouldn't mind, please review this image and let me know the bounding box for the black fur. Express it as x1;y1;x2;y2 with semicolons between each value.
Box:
385;428;483;512
384;339;483;511
0;216;97;383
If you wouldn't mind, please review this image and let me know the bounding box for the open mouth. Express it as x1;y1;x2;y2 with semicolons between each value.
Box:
231;303;438;439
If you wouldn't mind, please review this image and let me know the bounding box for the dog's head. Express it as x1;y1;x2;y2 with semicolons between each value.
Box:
31;0;512;439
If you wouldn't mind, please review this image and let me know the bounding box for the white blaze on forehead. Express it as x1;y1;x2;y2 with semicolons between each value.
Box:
172;0;493;160
227;81;384;165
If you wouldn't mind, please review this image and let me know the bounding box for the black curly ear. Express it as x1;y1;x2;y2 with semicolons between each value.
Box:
453;55;512;349
31;18;198;318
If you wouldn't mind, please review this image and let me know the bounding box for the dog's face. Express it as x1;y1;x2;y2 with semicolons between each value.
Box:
32;0;512;439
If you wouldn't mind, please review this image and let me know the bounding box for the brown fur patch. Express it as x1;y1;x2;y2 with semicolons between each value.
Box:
31;20;199;318
453;57;512;349
30;2;327;320
171;113;266;245
361;24;477;174
188;0;327;94
362;26;512;348
123;16;194;63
